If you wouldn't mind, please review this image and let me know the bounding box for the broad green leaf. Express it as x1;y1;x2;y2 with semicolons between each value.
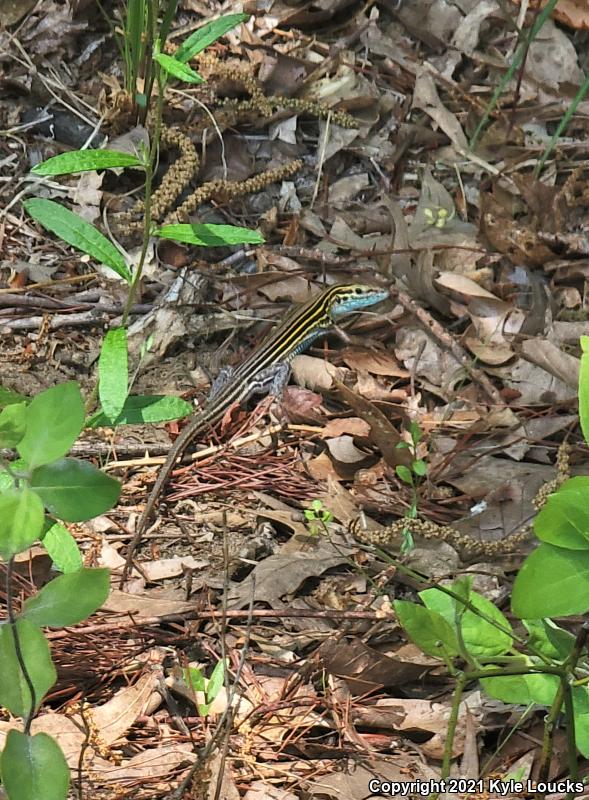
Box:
420;584;513;658
41;523;83;573
23;199;131;283
183;665;206;693
523;619;574;661
572;685;589;758
18;382;84;468
153;52;204;83
0;386;27;408
0;468;15;492
98;328;129;423
155;223;264;246
396;465;413;485
0;402;26;447
0;620;56;716
481;670;559;707
394;600;459;660
21;568;110;627
580;336;589;447
30;458;121;522
87;394;192;427
0;487;44;560
534;478;589;549
174;14;249;63
512;543;589;617
1;730;69;800
31;149;142;176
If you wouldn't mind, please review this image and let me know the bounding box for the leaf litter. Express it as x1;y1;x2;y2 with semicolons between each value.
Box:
2;0;589;796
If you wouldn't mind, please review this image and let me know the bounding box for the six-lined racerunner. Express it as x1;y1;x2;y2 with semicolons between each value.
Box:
122;283;389;579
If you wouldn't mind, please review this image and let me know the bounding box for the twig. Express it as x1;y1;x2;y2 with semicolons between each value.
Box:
389;286;504;405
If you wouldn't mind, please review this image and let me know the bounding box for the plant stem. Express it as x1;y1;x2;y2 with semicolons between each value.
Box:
6;558;37;734
121;67;164;326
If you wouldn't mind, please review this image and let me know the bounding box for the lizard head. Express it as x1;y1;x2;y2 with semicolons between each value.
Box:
326;283;390;320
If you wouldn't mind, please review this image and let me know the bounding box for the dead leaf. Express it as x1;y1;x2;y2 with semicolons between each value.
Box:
318;637;433;694
412;66;468;150
103;589;195;617
290;354;341;391
226;537;352;608
341;348;409;377
333;379;411;468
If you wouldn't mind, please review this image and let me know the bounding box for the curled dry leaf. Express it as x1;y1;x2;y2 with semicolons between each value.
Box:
290;354;341;391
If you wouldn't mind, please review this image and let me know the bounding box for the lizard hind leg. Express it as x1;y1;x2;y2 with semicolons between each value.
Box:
209;366;236;399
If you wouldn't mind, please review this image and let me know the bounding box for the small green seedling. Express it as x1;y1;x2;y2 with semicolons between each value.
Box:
304;499;333;537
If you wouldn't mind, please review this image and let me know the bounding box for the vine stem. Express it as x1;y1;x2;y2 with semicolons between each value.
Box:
6;558;37;735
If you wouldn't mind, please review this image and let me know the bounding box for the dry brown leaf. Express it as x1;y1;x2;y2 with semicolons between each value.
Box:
95;744;195;782
520;338;580;390
245;781;298;800
137;556;209;581
226;537;353;608
290;354;341;391
524;19;584;88
333;380;411;469
434;272;497;301
103;589;195;617
318;637;433;695
341;347;409;377
305;451;342;481
328;173;370;205
412;66;468;149
351;696;470;758
92;672;160;745
321;417;371;438
325;435;372;465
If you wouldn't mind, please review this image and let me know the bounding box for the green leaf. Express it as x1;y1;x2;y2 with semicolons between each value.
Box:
0;386;27;408
41;523;83;573
1;730;69;800
409;420;422;445
572;685;589;758
0;487;44;560
523;619;575;661
0;620;56;716
0;402;26;447
533;477;589;549
420;584;513;658
481;670;559;707
155;223;264;246
183;665;205;693
21;568;110;627
394;600;459;660
580;335;589;447
23;199;131;283
30;458;121;522
153;52;204;83
31;149;142;176
174;13;249;63
18;382;84;468
512;543;589;617
412;460;427;477
396;465;413;485
98;328;129;423
207;659;226;703
87;394;192;427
